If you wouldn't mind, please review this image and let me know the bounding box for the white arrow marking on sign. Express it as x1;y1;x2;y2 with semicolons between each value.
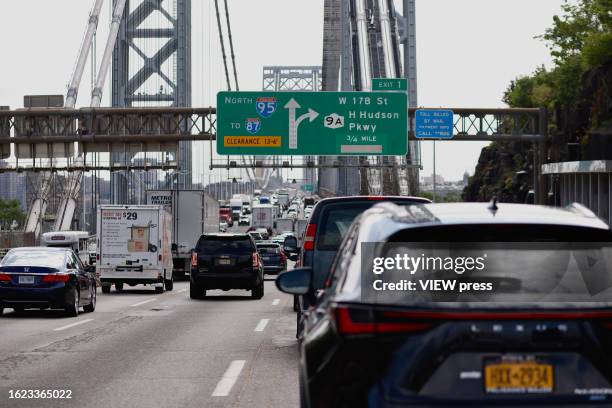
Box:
284;98;319;150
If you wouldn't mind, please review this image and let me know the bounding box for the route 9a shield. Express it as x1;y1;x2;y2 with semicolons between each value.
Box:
245;118;261;134
256;97;277;118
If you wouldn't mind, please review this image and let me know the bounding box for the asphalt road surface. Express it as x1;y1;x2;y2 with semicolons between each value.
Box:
0;278;299;408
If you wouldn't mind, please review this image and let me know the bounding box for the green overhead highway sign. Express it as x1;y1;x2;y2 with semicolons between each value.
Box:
216;91;407;156
301;184;314;192
371;78;407;91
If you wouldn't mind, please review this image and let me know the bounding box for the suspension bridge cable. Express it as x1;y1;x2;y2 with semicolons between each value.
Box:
223;0;239;91
213;0;232;91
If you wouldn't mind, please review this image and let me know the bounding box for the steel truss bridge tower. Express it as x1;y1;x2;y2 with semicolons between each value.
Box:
111;0;192;202
320;0;419;196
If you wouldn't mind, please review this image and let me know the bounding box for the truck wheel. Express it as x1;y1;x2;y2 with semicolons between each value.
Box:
251;281;264;300
115;282;124;292
101;284;111;294
190;282;201;299
0;307;3;316
165;276;174;291
65;289;79;317
155;284;164;294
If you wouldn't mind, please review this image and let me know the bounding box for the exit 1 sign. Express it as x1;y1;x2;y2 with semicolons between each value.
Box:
371;78;407;92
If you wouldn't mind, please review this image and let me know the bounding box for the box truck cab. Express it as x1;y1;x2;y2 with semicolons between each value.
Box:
97;205;173;294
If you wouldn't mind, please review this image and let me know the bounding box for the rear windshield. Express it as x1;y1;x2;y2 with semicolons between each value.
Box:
317;200;422;250
197;236;253;253
257;244;280;254
1;251;67;269
359;224;612;307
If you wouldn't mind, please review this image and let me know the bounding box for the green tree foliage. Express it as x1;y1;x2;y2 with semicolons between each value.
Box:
464;0;612;202
504;0;612;110
0;198;25;230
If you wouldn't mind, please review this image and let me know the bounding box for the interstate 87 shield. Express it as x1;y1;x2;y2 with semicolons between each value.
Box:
216;91;408;156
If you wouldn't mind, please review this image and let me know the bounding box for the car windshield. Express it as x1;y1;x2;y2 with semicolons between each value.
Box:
197;236;252;253
257;244;280;254
1;250;66;269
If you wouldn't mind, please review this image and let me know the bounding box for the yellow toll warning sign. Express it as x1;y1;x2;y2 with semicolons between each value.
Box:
224;136;281;147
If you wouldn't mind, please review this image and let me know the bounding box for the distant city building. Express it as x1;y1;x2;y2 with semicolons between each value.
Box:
0;160;27;209
422;174;445;185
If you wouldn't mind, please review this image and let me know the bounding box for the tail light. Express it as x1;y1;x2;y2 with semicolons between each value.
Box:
303;223;316;251
252;252;260;268
191;252;198;267
280;251;286;264
333;304;433;335
0;273;11;282
42;274;70;283
96;254;100;261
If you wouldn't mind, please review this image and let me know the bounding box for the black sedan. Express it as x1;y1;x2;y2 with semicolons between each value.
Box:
0;247;97;317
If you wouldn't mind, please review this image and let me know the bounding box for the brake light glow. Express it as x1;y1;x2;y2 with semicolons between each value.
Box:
191;252;198;267
0;273;11;282
42;274;70;283
334;306;433;335
252;252;260;268
367;196;385;200
303;224;316;251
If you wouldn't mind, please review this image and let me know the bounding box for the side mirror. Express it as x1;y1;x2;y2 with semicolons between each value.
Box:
289;254;299;262
276;267;312;295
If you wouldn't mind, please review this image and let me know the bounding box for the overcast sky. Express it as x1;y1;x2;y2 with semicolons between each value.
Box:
0;0;565;183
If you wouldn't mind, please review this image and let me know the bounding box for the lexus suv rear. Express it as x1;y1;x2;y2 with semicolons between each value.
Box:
277;202;612;407
190;233;264;299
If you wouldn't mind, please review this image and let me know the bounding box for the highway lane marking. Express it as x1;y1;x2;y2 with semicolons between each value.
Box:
130;298;157;307
254;318;269;332
53;318;94;332
271;299;280;306
212;360;246;397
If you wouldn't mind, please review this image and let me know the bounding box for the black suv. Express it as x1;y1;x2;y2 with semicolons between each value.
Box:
190;233;264;299
296;196;430;314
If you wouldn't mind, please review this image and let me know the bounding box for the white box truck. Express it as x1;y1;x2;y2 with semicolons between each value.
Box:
251;204;275;230
97;205;173;294
146;190;219;278
276;218;295;234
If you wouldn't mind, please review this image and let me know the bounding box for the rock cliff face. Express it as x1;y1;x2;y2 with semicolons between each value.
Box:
463;60;612;203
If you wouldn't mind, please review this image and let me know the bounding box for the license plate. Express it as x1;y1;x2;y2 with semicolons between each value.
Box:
19;275;35;284
262;256;270;261
218;259;231;265
485;358;553;393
